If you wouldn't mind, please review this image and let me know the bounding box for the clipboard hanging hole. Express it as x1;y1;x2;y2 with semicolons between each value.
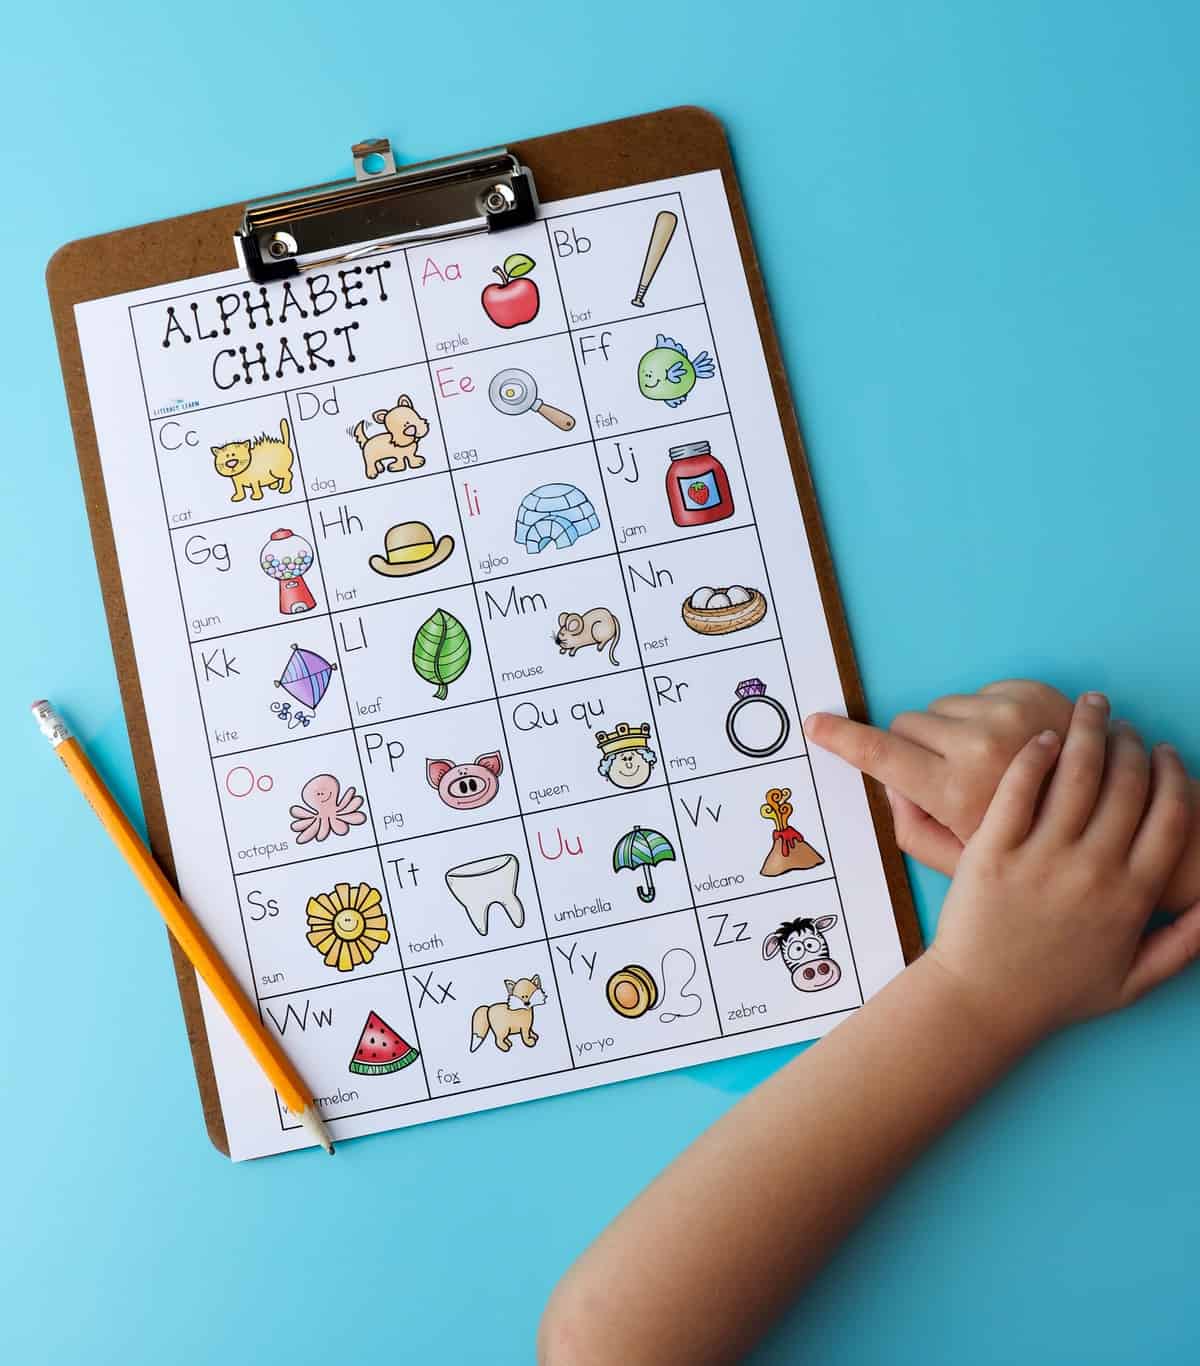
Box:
352;137;397;182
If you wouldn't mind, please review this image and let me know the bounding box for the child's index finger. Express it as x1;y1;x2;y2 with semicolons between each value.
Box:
804;713;944;811
977;731;1062;850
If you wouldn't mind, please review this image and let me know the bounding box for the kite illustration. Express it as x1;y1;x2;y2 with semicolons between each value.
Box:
275;644;338;712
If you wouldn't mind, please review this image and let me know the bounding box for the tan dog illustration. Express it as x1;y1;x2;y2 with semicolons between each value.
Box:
469;975;546;1052
555;606;621;666
352;396;430;478
211;418;295;502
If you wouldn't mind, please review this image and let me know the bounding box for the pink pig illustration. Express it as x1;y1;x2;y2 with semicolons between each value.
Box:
427;752;503;810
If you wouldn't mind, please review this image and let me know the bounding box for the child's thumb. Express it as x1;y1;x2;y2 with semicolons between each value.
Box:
886;789;962;877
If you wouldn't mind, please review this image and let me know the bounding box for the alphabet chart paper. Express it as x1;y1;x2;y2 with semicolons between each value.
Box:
75;171;907;1159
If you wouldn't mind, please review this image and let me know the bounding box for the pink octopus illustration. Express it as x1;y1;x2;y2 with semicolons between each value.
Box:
289;774;367;844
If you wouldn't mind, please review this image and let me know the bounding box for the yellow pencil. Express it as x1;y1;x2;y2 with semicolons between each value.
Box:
33;699;334;1155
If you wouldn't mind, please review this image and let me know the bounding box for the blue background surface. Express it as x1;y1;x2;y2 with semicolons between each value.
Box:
4;3;1199;1362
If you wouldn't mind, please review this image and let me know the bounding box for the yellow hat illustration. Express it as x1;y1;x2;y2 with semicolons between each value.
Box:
369;522;455;577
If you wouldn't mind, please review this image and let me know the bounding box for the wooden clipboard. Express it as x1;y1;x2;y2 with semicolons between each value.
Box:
46;105;922;1158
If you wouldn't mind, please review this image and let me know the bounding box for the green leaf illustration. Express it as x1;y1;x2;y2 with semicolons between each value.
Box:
503;253;535;280
412;609;471;701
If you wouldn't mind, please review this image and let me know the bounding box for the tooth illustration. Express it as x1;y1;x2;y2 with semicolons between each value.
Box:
444;853;526;936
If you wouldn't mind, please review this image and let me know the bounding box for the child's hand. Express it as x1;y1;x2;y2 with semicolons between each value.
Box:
806;680;1073;875
928;693;1200;1045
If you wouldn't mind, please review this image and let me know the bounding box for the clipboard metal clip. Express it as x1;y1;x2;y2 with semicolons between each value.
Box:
235;138;538;283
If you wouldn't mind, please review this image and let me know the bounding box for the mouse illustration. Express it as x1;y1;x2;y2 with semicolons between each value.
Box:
554;607;621;667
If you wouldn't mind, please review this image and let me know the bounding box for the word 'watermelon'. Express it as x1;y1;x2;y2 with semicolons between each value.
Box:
349;1012;419;1076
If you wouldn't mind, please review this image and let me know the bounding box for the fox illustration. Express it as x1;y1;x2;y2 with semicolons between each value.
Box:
469;976;546;1053
211;418;295;502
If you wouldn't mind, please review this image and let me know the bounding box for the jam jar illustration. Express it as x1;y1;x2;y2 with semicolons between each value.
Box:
664;440;734;527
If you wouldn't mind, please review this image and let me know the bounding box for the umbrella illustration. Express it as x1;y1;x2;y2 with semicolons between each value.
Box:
275;644;337;710
612;826;676;904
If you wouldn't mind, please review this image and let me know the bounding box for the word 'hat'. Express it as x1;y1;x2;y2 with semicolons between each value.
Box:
369;522;455;577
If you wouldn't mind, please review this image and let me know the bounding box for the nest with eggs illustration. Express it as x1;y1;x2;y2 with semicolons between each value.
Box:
681;583;768;635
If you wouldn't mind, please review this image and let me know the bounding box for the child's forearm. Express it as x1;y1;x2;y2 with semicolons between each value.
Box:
538;956;1037;1366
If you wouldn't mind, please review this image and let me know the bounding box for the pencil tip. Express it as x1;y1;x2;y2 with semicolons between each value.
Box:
296;1103;336;1155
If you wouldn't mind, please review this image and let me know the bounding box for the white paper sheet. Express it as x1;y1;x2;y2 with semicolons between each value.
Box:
75;170;906;1159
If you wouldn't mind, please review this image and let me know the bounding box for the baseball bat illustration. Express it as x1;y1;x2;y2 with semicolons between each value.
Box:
631;210;678;307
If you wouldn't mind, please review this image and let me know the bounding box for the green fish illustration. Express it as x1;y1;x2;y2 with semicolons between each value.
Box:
637;335;716;407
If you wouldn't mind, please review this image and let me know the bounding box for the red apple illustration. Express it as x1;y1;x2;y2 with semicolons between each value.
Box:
688;480;710;506
481;253;540;328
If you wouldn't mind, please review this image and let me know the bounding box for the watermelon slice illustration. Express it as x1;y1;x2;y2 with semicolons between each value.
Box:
348;1011;419;1076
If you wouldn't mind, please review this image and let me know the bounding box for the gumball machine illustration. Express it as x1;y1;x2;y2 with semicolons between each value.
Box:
260;528;316;615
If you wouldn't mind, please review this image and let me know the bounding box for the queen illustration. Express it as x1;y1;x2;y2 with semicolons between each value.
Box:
260;528;316;615
595;722;658;790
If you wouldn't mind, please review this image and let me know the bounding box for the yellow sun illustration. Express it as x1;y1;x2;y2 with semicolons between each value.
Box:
306;882;390;972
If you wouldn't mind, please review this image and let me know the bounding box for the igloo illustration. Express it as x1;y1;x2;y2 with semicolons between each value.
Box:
514;482;600;554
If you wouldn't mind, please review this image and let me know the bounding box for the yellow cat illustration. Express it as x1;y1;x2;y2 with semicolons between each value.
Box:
211;418;295;502
469;976;546;1053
